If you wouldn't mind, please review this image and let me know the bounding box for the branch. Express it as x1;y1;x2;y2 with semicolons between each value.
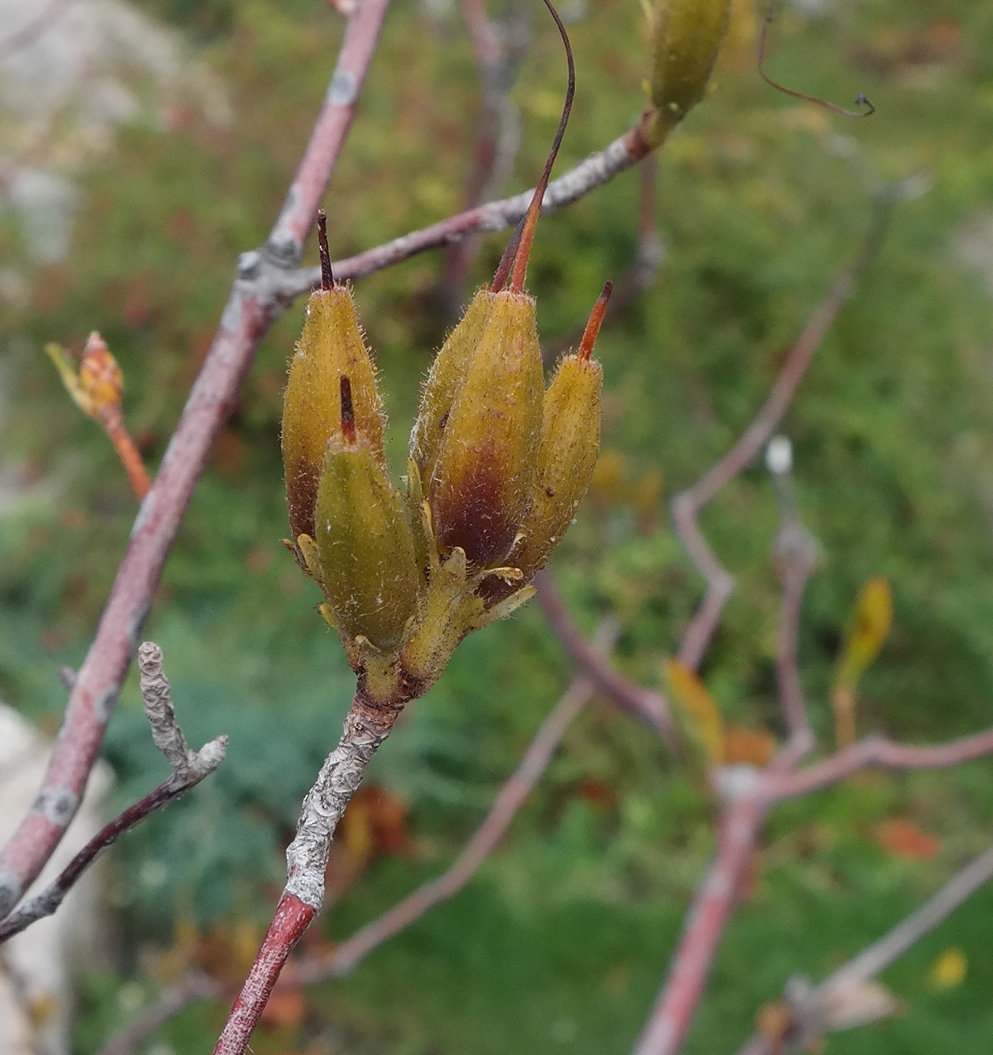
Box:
534;570;676;746
736;842;993;1055
768;439;817;767
672;206;891;671
96;971;223;1055
270;116;657;301
768;727;993;800
212;688;405;1055
0;0;392;922
632;787;768;1055
0;644;226;943
290;619;620;983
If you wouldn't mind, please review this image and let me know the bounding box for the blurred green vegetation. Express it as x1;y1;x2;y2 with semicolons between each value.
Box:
4;0;993;1051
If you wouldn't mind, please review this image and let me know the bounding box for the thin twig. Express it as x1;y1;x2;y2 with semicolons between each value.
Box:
96;971;223;1055
0;644;226;943
768;728;993;800
768;440;817;766
632;786;767;1055
534;570;676;746
672;203;891;671
212;690;406;1055
736;842;993;1055
290;619;621;983
0;0;393;922
270;115;657;302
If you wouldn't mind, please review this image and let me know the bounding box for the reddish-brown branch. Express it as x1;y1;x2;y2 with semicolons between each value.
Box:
534;571;676;746
768;727;993;800
673;213;889;671
214;690;405;1054
633;788;767;1055
100;406;151;500
0;0;392;923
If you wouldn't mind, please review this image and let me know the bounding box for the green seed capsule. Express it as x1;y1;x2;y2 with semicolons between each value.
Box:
410;289;495;484
512;351;602;581
649;0;731;141
315;432;420;654
428;291;543;568
282;285;385;544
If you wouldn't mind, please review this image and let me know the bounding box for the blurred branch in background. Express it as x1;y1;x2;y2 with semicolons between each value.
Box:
0;643;225;943
737;843;993;1055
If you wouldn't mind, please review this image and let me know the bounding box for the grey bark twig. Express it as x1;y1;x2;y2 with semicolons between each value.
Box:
291;620;621;983
736;842;993;1055
0;644;226;944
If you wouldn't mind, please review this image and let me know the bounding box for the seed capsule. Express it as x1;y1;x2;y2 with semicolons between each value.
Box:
428;291;544;568
410;289;495;485
649;0;731;141
282;284;385;545
315;378;419;653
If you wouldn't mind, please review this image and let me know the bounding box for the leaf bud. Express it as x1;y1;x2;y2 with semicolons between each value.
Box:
649;0;731;142
282;282;385;545
314;377;420;653
428;290;544;568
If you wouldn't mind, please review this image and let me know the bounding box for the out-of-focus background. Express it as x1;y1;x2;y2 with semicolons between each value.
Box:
3;0;993;1052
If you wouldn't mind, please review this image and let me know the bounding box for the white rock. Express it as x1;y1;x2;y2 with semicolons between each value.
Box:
0;703;114;1055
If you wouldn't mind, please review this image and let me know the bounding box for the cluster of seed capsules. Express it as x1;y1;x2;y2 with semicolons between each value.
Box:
279;0;731;701
281;214;607;699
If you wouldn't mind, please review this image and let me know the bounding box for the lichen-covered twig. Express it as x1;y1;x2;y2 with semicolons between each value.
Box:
0;644;225;943
288;620;620;983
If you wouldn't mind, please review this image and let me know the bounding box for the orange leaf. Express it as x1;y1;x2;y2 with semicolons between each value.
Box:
722;725;777;767
877;818;939;861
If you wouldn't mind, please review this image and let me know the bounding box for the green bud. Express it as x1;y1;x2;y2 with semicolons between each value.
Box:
315;380;420;653
649;0;731;143
428;291;543;568
282;284;385;545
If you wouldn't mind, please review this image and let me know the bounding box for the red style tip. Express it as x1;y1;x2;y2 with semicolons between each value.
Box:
317;210;335;291
578;280;612;361
339;375;356;444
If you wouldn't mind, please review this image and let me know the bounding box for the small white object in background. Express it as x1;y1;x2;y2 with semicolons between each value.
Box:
0;703;114;1055
765;434;793;477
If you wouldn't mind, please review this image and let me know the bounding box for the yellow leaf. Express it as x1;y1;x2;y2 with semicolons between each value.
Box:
834;575;892;690
45;343;94;416
929;947;967;990
664;659;724;765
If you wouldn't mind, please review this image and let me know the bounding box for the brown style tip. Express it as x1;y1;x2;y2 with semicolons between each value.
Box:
317;209;335;290
578;280;612;361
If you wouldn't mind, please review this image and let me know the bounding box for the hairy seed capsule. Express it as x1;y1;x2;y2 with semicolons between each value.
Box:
428;291;544;568
282;286;385;544
511;351;602;581
410;289;495;484
315;432;420;653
